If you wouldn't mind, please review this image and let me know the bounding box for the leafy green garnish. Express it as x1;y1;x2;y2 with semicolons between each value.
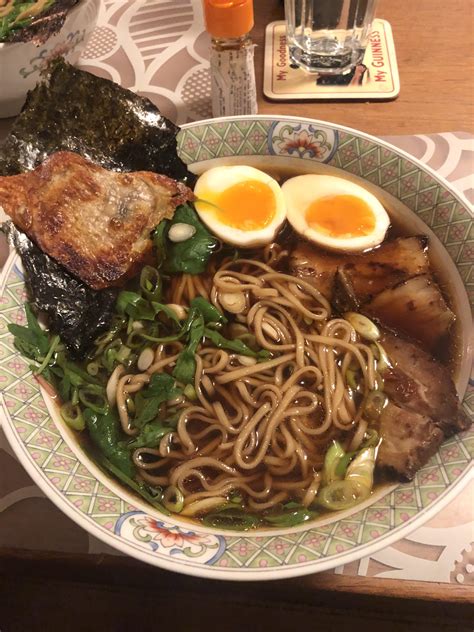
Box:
117;292;176;323
154;204;219;275
8;303;50;360
322;440;346;485
97;454;169;515
263;502;317;527
133;373;182;428
204;327;270;359
201;501;317;530
172;312;205;384
335;451;356;478
84;408;134;478
127;416;178;449
202;506;260;531
190;297;227;325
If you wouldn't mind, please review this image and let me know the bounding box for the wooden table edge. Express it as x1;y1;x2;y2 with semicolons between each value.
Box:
0;547;472;604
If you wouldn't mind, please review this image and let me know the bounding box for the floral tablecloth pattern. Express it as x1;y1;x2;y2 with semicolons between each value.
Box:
0;0;472;584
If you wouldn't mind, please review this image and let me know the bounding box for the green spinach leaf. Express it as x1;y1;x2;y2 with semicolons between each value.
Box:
128;417;178;449
263;502;317;527
204;328;270;359
97;454;169;515
172;312;205;384
162;204;218;275
190;297;227;325
133;373;182;428
8;303;50;360
202;506;260;531
84;408;134;478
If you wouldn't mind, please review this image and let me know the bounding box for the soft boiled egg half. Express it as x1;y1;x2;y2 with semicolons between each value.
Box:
194;165;286;247
282;174;390;252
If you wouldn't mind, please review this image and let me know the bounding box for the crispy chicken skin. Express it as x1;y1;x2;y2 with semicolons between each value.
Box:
0;151;194;289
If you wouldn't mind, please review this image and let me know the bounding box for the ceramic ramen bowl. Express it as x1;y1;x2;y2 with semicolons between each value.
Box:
0;0;100;118
0;115;472;580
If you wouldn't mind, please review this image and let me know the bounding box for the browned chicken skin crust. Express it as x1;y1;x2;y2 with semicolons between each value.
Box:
0;151;194;289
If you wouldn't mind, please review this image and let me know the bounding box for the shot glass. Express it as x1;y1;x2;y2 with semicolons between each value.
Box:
284;0;377;74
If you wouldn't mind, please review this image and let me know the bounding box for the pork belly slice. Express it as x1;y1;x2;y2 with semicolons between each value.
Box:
290;236;429;302
380;332;469;437
289;241;341;300
0;151;194;289
341;236;429;302
377;401;444;480
366;275;455;353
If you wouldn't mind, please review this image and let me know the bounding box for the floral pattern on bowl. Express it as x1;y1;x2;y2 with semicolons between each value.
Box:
0;116;472;580
19;29;86;79
0;0;100;118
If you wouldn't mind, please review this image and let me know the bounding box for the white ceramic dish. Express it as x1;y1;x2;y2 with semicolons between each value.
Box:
0;0;100;118
0;115;472;580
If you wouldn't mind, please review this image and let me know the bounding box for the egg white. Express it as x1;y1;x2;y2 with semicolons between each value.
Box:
282;174;390;253
194;166;287;248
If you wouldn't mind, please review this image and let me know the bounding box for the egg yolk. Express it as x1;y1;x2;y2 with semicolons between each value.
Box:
212;180;276;230
306;195;376;237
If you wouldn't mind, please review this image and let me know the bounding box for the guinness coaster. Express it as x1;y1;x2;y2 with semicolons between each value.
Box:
264;19;400;101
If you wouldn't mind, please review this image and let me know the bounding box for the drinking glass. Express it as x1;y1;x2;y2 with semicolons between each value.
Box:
284;0;377;74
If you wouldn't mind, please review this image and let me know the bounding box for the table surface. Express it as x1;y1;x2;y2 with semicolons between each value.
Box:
253;0;474;135
0;0;473;626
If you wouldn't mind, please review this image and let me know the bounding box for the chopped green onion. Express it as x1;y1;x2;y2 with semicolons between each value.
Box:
371;341;391;372
71;387;79;406
140;266;162;302
317;480;369;511
95;326;121;347
163;485;184;513
126;330;147;349
183;384;197;400
346;446;375;491
364;390;388;422
345;367;361;390
335;451;356;478
116;345;131;363
344;312;380;341
35;335;60;375
361;429;380;449
60;402;85;431
86;361;100;377
103;339;122;371
78;387;109;415
322;440;345;485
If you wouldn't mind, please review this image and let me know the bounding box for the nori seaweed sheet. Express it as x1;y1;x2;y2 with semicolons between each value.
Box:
0;58;196;186
2;0;80;45
6;223;118;359
0;59;194;358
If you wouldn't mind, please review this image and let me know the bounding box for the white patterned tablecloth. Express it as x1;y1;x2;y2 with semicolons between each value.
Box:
0;0;473;585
